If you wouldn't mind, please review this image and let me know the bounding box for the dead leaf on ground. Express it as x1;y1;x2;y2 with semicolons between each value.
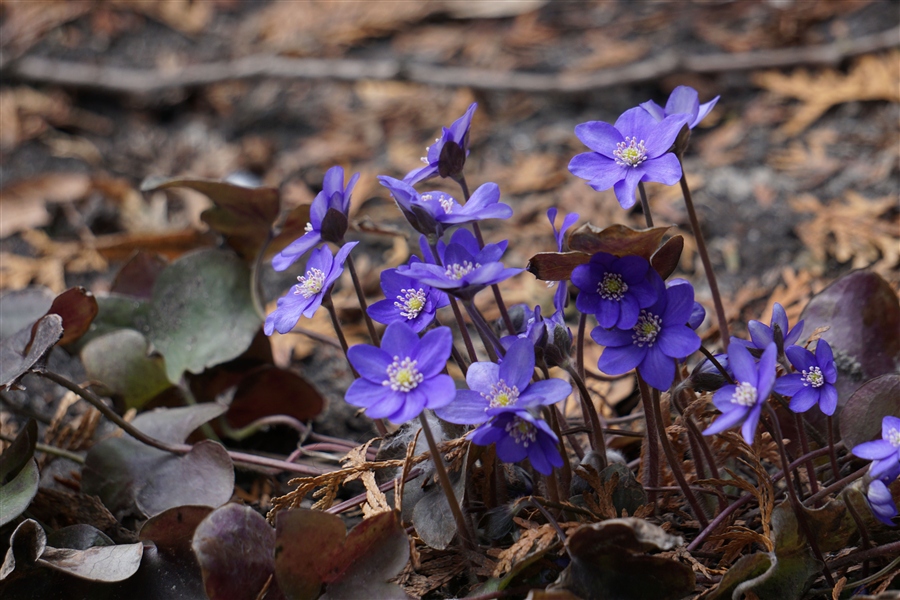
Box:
753;51;900;136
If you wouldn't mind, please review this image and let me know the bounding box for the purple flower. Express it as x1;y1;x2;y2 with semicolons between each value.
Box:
689;353;732;392
404;229;522;300
640;86;720;130
501;305;573;368
367;258;450;333
272;166;359;271
865;479;898;526
345;322;456;424
853;416;900;481
591;280;701;391
378;176;511;236
265;242;358;335
572;252;661;329
774;340;839;416
547;208;580;311
435;338;571;425
703;341;777;445
568;107;689;209
739;303;804;354
668;278;706;330
404;103;477;185
470;409;563;475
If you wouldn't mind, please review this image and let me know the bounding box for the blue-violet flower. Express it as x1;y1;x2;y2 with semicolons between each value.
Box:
345;321;456;424
640;85;720;130
404;103;477;185
853;416;900;481
265;242;358;335
774;340;839;416
378;176;511;236
272;166;359;271
568;107;689;209
865;479;898;526
572;252;661;329
470;409;564;475
591;279;701;391
367;258;450;333
702;340;777;445
739;302;804;354
436;338;571;425
547;207;580;311
404;229;522;300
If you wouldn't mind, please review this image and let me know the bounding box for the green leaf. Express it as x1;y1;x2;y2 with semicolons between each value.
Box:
0;458;39;527
145;249;261;383
81;329;172;411
0;419;37;483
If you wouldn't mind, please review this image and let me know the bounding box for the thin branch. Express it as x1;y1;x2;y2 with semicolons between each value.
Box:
4;29;895;95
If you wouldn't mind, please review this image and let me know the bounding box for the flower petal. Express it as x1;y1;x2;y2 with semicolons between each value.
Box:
416;326;453;377
788;387;819;413
756;343;778;398
272;232;321;272
500;338;536;391
348;345;391;382
643;114;689;158
380;321;421;359
466;362;501;395
657;324;700;360
345;378;389;409
640;100;666;122
639;346;675;391
598;344;646;376
590;325;633;348
741;404;763;445
818;384;838;416
640;153;682;185
664;86;700;124
518;378;572;407
613;167;643;209
419;374;457;410
774;373;805;396
568;153;625;191
435;389;489;424
574;121;623;158
853;439;896;460
728;341;757;385
693;96;719;128
662;282;695;325
703;406;748;436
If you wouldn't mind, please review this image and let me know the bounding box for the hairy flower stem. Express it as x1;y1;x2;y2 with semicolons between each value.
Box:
676;167;730;349
764;403;835;587
673;382;726;511
637;181;654;227
842;489;873;578
554;404;585;460
463;301;504;361
37;370;333;476
417;413;473;550
564;364;607;468
794;412;820;500
826;415;841;484
635;376;661;497
345;254;380;344
456;175;515;335
546;406;573;495
576;313;587;380
650;386;710;528
698;345;734;383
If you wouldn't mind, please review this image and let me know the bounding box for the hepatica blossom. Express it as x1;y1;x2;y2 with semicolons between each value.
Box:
569;107;689;209
547;207;579;311
265;242;358;335
470;410;563;475
774;340;838;416
853;416;900;481
436;338;572;425
272;166;359;271
378;176;511;236
640;85;720;130
591;279;701;391
572;252;661;329
404;102;477;185
865;479;898;526
367;258;449;333
739;302;804;354
345;321;456;424
405;229;522;300
703;341;777;445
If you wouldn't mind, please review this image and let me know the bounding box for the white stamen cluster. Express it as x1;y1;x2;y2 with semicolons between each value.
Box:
445;261;479;280
614;136;648;167
304;222;314;233
482;380;520;409
438;195;454;213
632;311;662;347
598;272;628;300
383;356;423;392
887;426;900;448
730;381;758;407
505;417;537;448
394;288;427;320
294;268;326;298
800;366;825;388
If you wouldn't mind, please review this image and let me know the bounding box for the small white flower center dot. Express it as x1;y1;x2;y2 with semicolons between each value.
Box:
731;381;758;407
614;137;648;167
394;288;428;320
887;427;900;448
445;261;479;280
383;356;424;392
304;222;314;233
632;311;662;347
801;366;824;388
505;417;537;448
294;267;326;298
482;380;520;409
598;272;628;300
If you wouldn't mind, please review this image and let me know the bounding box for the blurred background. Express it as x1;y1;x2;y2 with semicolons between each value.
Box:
1;0;898;386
